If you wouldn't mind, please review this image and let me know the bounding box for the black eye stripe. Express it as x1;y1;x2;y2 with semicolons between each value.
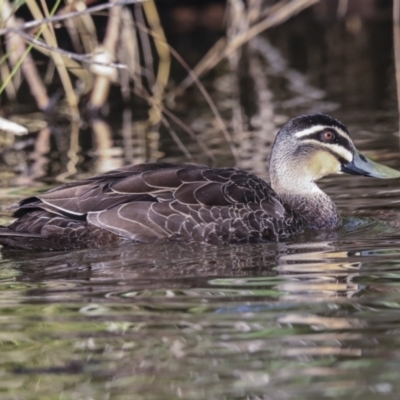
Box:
299;129;353;152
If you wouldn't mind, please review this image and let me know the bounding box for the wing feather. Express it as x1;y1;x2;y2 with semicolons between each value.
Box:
2;163;297;247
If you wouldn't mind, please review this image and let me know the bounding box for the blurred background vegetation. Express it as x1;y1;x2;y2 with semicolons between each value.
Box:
0;0;397;187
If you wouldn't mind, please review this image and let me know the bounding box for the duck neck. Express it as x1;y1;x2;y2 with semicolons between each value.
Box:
272;179;341;230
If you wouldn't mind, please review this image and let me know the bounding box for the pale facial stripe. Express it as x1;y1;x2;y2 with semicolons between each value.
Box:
294;125;350;141
301;139;353;162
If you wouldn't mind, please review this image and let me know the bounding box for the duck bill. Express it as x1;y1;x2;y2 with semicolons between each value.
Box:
341;150;400;179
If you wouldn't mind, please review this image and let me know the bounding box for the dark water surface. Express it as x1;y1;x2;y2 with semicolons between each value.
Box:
3;201;400;399
2;139;400;400
3;6;400;400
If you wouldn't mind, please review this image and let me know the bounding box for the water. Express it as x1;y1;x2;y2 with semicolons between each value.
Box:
2;185;400;399
2;219;400;399
2;5;400;400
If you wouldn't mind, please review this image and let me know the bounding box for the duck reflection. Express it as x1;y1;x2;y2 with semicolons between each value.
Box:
274;241;362;298
3;237;364;299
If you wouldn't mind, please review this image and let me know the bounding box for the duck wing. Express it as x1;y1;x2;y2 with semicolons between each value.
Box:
3;163;299;248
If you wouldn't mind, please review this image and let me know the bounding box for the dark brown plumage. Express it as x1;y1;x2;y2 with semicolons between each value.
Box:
0;163;301;250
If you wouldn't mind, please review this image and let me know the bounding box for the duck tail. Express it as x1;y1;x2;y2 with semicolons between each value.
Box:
0;226;44;250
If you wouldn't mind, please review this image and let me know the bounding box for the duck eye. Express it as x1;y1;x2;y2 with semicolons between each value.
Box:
321;131;335;142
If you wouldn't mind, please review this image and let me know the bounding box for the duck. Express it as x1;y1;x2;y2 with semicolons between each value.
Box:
0;114;399;250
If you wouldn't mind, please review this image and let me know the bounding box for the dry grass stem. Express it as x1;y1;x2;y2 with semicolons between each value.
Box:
0;0;329;165
143;0;170;99
165;41;238;162
173;0;319;96
1;0;49;109
0;46;18;100
90;0;122;109
27;0;79;119
0;0;148;37
135;5;156;87
131;21;233;161
141;0;170;161
159;106;215;163
133;85;215;163
62;0;98;55
118;7;141;89
18;31;126;69
160;115;192;160
18;31;95;95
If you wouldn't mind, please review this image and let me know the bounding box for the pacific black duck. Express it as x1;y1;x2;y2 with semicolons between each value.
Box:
0;114;399;250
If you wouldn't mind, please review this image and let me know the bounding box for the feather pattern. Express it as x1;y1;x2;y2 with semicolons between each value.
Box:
0;163;303;250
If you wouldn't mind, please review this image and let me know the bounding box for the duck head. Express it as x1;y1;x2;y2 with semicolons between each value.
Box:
269;114;400;197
